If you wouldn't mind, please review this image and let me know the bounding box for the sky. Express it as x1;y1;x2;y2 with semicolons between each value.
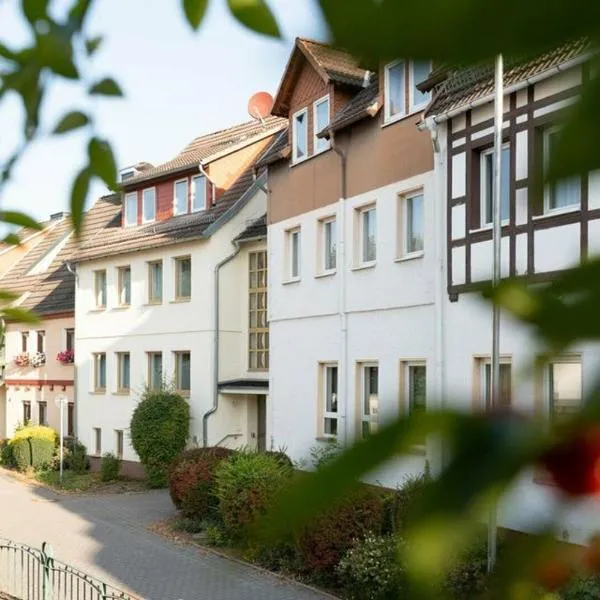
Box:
0;0;328;222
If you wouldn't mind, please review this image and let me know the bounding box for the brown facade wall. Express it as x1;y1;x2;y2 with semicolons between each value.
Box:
89;456;147;480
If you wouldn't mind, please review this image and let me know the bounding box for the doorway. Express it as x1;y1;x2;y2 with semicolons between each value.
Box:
256;395;266;452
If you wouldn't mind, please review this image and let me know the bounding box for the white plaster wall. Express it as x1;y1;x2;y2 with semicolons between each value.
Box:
515;130;528;181
588;170;600;210
451;205;466;240
470;237;510;281
533;66;581;101
534;223;581;273
451;153;466;198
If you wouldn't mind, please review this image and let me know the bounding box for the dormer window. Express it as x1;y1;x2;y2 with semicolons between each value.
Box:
174;179;188;215
384;60;432;123
192;175;206;212
410;60;432;112
292;108;308;163
142;188;156;223
385;60;405;120
124;193;137;227
313;96;330;154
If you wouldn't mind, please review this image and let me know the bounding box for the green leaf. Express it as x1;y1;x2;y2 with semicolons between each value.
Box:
35;31;78;79
0;212;42;230
70;167;91;234
85;35;103;56
88;138;118;189
0;290;19;302
2;234;21;246
68;0;92;29
88;78;123;97
0;42;17;61
22;0;50;24
227;0;280;37
2;307;40;324
182;0;209;29
53;111;90;134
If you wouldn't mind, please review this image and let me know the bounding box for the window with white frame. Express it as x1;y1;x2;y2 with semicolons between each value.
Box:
94;270;107;308
543;127;581;213
93;427;102;455
249;251;269;370
313;96;330;154
174;351;191;393
287;228;301;280
399;192;424;256
321;217;337;272
142;188;156;223
65;328;74;352
481;360;512;409
292;108;308;162
322;364;338;437
409;60;432;111
93;353;106;392
36;330;45;353
174;256;191;299
360;363;379;438
174;179;188;215
403;362;427;444
148;260;163;303
115;430;124;459
385;60;405;121
147;351;163;390
117;266;131;306
21;331;28;353
480;145;511;227
38;401;47;426
547;357;582;424
116;352;130;393
192;174;207;212
358;205;377;264
23;401;31;424
124;192;137;227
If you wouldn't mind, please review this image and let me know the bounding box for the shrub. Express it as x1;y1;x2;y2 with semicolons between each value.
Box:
9;425;57;471
561;575;600;600
309;440;343;470
388;468;432;534
297;484;386;583
264;450;294;469
130;387;190;488
215;451;293;539
247;541;300;572
337;534;405;600
205;525;228;547
100;452;121;482
169;446;235;519
443;536;490;599
0;439;13;467
172;517;204;534
62;437;90;473
12;425;57;445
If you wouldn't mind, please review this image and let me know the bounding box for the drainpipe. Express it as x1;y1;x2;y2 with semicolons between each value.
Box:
198;162;217;207
66;262;78;438
330;130;349;446
202;242;241;447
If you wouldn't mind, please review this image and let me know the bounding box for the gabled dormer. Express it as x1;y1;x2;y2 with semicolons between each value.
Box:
272;38;372;165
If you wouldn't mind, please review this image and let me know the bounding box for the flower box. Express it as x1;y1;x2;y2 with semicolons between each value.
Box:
30;352;46;368
56;349;74;365
13;353;30;367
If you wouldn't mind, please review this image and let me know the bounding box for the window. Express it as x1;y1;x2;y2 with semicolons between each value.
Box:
292;108;308;162
67;402;74;437
384;60;405;121
147;352;163;390
322;364;338;437
93;427;101;455
360;364;379;437
313;96;330;154
400;192;424;256
94;270;107;308
174;351;191;393
174;256;191;299
115;430;124;459
21;331;28;353
23;401;31;424
36;330;45;353
287;228;301;280
481;146;511;227
93;353;106;392
117;266;131;306
249;251;269;370
124;193;137;227
116;352;130;393
38;401;47;426
65;328;75;352
148;261;163;303
409;60;432;111
142;188;156;223
321;217;337;272
543;128;581;212
174;179;188;215
192;175;206;212
482;361;512;408
359;205;377;264
547;358;582;424
403;363;427;444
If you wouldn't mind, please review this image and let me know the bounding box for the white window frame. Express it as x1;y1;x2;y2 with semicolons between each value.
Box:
93;428;102;456
292;107;308;163
147;351;163;391
94;270;107;309
318;216;337;274
384;59;406;123
542;126;581;215
357;204;377;265
173;178;189;216
359;362;379;438
65;328;75;352
480;144;511;228
124;192;137;227
174;351;191;394
408;60;432;113
142;187;156;223
313;96;331;154
174;256;192;300
115;430;124;459
545;356;582;423
148;260;163;304
93;353;106;393
191;174;207;212
287;227;301;281
38;401;47;426
399;191;425;258
321;363;338;439
117;266;131;307
116;352;130;393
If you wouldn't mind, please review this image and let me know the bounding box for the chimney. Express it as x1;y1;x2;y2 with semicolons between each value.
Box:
50;212;65;221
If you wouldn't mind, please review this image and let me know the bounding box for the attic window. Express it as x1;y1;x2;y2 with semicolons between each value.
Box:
124;193;137;227
313;96;330;154
292;108;308;162
384;60;432;123
410;60;432;111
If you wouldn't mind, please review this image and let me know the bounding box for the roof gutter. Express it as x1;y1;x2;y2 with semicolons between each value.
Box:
425;52;593;125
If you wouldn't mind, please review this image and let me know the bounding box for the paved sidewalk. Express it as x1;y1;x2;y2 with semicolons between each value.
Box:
0;471;330;600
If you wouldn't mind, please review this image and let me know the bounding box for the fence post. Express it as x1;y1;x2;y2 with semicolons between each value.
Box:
41;542;53;600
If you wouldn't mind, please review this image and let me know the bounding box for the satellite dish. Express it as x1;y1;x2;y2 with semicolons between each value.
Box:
248;92;274;123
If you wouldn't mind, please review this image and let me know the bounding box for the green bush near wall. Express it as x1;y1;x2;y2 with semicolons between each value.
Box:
8;425;57;471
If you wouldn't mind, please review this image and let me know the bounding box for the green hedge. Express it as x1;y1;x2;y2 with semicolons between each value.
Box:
9;425;57;471
100;452;121;482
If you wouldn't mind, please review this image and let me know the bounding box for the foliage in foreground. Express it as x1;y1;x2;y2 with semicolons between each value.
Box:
99;452;121;482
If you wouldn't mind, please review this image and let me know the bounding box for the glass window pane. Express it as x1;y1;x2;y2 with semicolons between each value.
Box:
325;366;338;413
409;366;427;413
178;258;191;297
324;220;336;270
150;262;162;302
407;194;424;253
387;62;405;117
294;112;307;159
143;189;155;222
411;60;431;108
291;231;300;277
192;175;206;211
180;353;191;390
483;148;511;225
174;180;188;215
125;193;137;226
546;130;581;210
484;363;512;407
362;209;376;262
314;98;330;153
363;366;378;417
550;362;582;421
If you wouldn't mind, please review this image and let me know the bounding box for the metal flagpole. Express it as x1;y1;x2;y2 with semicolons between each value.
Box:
488;53;504;574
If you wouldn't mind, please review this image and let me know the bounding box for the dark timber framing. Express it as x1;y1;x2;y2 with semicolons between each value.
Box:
446;67;593;300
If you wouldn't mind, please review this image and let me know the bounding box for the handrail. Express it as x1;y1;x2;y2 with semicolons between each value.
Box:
213;432;243;447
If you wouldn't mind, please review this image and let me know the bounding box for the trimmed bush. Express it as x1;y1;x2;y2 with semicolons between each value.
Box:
100;452;121;482
169;446;235;519
130;387;190;488
0;439;13;467
12;425;57;444
62;437;90;473
9;425;57;471
297;485;386;582
337;534;405;600
215;451;293;539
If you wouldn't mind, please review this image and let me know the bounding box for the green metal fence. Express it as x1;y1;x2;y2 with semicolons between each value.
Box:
0;539;141;600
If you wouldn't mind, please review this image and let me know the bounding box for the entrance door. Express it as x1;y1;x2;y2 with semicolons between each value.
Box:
257;395;266;452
